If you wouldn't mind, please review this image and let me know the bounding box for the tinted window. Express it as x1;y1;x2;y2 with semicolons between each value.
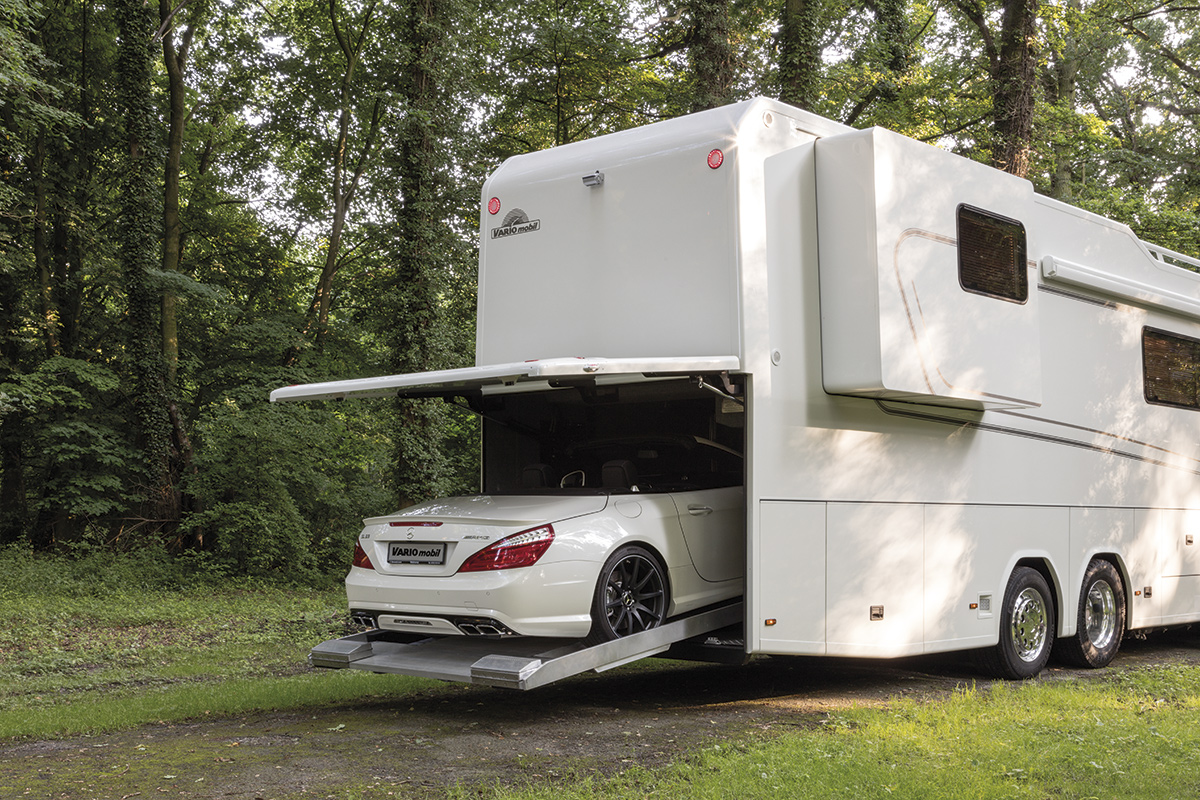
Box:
1144;327;1200;410
958;204;1028;303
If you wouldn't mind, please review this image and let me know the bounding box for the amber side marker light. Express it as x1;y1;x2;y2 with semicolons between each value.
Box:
764;619;777;626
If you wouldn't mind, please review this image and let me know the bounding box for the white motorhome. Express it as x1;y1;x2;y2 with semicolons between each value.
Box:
277;98;1200;689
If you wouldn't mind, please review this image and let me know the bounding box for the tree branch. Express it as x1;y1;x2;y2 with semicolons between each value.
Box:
950;0;999;71
153;0;196;41
1118;19;1200;81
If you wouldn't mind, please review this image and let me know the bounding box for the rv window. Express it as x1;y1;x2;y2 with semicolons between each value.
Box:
1144;327;1200;410
957;205;1028;303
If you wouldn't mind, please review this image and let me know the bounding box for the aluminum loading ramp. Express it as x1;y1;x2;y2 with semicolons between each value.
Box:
310;602;744;690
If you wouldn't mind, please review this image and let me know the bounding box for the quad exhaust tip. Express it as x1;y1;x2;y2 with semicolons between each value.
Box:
455;618;517;637
350;611;377;628
349;609;516;637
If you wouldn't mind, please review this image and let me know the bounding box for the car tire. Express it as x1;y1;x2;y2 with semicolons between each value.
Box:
982;566;1055;680
1053;559;1125;669
586;545;668;644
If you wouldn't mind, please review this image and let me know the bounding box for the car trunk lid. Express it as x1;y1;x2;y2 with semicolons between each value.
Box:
360;494;609;576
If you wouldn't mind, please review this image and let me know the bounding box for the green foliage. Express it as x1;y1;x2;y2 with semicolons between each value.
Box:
1;0;1199;573
0;0;83;213
1076;187;1200;262
0;358;137;530
478;0;671;157
187;377;391;576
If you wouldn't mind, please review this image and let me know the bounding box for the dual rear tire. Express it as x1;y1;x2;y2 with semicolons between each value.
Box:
1054;559;1126;669
986;559;1126;679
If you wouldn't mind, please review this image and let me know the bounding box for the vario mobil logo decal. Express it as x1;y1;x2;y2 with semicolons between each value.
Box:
491;208;541;240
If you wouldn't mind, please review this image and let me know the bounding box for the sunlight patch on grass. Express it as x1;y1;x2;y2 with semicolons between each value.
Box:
458;667;1200;800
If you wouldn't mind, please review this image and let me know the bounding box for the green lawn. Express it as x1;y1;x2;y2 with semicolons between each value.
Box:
457;667;1200;800
3;547;1200;800
0;546;443;740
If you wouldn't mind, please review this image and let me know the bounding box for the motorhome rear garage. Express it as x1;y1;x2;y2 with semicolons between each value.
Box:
277;97;1200;688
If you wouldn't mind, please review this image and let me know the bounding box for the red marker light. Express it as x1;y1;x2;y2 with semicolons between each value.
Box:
707;149;724;169
352;541;375;570
488;197;501;215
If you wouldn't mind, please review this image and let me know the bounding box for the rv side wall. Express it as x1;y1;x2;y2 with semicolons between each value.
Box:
747;114;1200;658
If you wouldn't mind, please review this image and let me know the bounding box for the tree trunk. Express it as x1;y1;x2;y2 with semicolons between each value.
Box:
1046;0;1080;199
0;128;26;543
32;131;60;357
992;0;1038;176
160;0;192;388
779;0;821;110
389;0;454;509
844;0;912;125
117;0;173;511
687;0;735;112
294;0;380;353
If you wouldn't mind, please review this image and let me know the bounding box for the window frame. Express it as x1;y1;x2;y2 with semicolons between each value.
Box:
956;204;1029;305
1143;326;1200;411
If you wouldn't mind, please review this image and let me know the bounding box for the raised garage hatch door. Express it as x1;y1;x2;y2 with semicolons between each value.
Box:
270;355;743;402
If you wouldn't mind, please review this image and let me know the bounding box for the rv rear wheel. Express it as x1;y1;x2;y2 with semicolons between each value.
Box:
1053;559;1125;669
586;545;668;644
985;566;1055;680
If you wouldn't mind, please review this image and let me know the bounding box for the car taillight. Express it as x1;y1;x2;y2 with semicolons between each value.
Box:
352;541;375;570
457;525;555;572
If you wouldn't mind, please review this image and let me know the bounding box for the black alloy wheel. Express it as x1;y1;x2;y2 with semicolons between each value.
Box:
587;545;668;643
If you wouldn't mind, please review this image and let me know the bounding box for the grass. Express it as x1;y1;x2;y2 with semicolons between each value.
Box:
3;546;1200;799
455;667;1200;800
0;545;442;740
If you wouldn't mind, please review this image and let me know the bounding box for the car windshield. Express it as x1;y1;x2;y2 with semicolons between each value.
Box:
477;378;745;494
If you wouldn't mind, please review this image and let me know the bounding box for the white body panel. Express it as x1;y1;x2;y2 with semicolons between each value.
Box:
279;98;1200;664
347;493;742;638
816;128;1042;409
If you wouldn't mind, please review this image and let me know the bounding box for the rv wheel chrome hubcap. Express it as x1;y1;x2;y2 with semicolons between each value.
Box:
1010;587;1048;662
1084;579;1117;649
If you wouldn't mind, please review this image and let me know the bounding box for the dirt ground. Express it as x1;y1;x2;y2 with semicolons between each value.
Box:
3;628;1199;800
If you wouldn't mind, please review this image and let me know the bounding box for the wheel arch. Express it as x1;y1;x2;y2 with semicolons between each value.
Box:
1074;551;1132;634
596;538;674;603
1014;556;1063;632
614;539;671;590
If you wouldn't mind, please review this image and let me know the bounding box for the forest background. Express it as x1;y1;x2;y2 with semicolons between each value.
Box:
1;0;1198;579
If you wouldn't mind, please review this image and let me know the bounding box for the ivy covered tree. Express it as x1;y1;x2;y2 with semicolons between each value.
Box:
116;0;174;526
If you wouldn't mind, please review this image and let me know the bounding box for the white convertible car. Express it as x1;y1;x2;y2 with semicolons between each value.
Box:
346;381;746;642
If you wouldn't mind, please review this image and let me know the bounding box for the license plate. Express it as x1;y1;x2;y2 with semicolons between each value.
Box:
387;542;446;565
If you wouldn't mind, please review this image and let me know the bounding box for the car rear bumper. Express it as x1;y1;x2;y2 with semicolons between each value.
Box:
345;559;596;638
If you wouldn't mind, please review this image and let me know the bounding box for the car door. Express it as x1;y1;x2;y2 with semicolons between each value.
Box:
669;486;745;583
